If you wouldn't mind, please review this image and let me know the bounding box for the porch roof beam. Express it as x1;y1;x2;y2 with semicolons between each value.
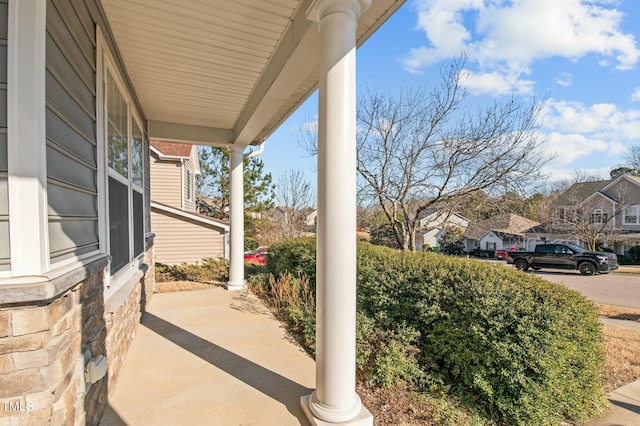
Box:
147;120;233;147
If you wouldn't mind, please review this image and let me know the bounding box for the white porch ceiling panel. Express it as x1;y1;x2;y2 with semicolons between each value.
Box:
101;0;404;146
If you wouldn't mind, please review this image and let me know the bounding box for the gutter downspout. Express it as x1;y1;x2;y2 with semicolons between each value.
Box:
180;158;185;210
243;141;265;159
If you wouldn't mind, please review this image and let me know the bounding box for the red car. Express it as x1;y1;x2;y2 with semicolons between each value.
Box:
244;247;268;265
494;246;525;260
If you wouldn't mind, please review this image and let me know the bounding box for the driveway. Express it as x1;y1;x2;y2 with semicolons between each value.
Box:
528;270;640;309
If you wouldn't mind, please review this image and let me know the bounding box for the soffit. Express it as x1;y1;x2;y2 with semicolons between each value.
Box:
101;0;404;146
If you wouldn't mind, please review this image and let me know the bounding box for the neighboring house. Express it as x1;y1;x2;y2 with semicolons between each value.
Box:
1;1;403;424
150;141;229;264
415;210;469;250
551;174;640;255
464;213;541;253
272;206;317;237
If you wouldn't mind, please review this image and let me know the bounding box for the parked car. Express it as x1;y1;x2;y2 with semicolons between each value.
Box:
506;243;618;275
494;246;525;260
244;246;268;265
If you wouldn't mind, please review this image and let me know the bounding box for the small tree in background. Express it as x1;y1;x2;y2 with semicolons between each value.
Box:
274;169;315;238
196;146;275;235
438;226;466;255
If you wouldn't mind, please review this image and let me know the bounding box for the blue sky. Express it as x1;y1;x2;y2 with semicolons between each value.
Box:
261;0;640;192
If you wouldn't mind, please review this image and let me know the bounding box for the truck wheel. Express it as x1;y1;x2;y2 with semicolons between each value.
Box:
579;262;596;276
514;259;529;271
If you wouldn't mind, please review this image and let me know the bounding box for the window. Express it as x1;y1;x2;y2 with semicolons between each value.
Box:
187;170;193;201
486;242;496;252
624;206;639;225
591;209;608;224
100;33;145;283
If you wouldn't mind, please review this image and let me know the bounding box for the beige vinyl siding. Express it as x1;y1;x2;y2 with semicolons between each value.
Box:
603;179;640;230
150;152;183;207
0;0;7;271
151;208;225;265
46;0;100;263
603;180;640;204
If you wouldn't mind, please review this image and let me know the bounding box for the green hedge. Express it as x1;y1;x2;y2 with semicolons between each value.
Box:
263;237;317;287
266;239;607;425
356;243;607;425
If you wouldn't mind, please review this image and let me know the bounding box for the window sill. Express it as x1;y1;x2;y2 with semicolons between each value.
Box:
0;254;109;305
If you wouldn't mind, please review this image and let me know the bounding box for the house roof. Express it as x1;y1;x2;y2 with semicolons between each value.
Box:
465;213;540;239
553;180;612;205
101;0;405;147
151;201;230;230
150;140;193;158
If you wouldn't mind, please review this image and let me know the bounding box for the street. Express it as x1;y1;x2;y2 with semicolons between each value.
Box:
527;270;640;309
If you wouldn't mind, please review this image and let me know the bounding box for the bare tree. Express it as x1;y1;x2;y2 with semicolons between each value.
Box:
624;145;640;173
274;169;315;238
355;57;550;250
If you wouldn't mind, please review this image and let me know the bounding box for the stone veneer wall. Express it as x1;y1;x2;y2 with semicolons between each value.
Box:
0;269;106;425
0;240;154;425
104;241;155;397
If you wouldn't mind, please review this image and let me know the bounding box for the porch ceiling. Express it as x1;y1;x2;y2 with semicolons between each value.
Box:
101;0;404;147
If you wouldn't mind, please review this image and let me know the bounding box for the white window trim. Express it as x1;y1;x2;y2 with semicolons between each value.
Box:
97;30;146;300
623;205;640;225
5;0;48;278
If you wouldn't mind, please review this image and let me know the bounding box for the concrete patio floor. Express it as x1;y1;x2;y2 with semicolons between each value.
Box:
99;287;315;426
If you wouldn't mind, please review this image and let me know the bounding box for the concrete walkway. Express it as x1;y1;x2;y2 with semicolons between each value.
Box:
99;287;315;426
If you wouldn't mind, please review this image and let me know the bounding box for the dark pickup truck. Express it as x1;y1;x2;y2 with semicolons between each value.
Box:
506;243;618;275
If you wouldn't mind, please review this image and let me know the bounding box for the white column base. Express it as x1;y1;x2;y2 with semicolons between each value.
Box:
300;394;373;426
225;281;246;291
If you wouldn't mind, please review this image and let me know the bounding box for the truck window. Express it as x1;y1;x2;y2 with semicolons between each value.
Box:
537;245;554;254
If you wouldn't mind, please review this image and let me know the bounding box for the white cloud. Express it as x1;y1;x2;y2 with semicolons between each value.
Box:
460;69;535;95
542;99;640;141
555;72;573;87
403;0;640;92
632;88;640;102
542;132;615;167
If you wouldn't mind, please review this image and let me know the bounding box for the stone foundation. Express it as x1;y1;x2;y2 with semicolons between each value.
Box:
0;241;154;425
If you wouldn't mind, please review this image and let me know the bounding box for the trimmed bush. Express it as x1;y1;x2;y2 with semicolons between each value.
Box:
264;237;317;288
356;243;607;425
266;238;607;425
155;258;229;282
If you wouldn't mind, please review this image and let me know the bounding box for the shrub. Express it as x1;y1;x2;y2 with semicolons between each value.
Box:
259;238;607;424
356;244;607;425
264;237;317;288
155;258;229;283
356;313;425;387
244;237;260;252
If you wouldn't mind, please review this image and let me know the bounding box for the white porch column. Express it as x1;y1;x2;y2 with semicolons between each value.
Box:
227;145;245;290
302;1;372;425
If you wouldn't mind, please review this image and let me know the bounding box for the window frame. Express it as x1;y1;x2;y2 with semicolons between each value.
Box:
623;205;640;225
187;169;194;201
97;30;146;298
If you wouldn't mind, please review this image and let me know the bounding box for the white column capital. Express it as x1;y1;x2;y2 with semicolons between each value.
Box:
229;144;246;154
306;0;371;23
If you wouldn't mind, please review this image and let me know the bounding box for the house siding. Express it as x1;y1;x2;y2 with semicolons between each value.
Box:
0;0;8;271
603;179;640;205
46;0;99;263
1;2;154;425
151;207;226;265
150;152;182;207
